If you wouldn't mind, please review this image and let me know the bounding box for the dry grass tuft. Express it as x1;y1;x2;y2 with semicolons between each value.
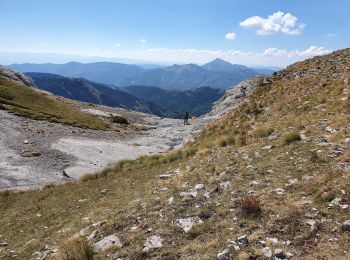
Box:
236;196;261;217
0;189;13;197
283;131;301;145
57;236;94;260
218;135;235;147
197;148;212;156
253;127;274;138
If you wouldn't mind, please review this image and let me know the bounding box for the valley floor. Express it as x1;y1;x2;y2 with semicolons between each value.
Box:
0;106;205;189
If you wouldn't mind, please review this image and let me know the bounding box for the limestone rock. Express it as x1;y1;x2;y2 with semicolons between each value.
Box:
100;189;111;195
274;248;286;259
194;184;204;191
176;217;203;232
237;235;249;246
94;235;122;252
0;65;33;86
342;220;350;232
142;235;163;252
263;247;272;258
217;248;230;260
219;181;231;190
275;188;285;195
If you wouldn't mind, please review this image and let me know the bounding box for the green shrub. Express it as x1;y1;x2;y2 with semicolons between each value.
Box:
110;115;129;125
283;131;301;145
186;223;211;240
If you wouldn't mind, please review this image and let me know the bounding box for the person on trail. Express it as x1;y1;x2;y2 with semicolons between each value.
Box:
183;112;189;125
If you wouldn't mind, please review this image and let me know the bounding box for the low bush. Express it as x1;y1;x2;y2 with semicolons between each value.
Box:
110;115;129;125
253;127;274;138
236;196;261;217
283;131;301;145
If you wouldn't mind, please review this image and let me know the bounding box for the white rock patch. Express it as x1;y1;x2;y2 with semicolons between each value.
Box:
94;235;122;252
176;217;203;232
142;235;163;252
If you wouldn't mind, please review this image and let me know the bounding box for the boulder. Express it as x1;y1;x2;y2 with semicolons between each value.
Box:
237;235;249;246
342;220;350;232
94;235;122;252
263;247;272;258
274;248;286;259
217;248;230;260
142;235;163;252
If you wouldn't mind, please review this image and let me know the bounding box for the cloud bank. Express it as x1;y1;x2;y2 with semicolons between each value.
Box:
111;45;331;67
0;45;332;67
240;11;305;35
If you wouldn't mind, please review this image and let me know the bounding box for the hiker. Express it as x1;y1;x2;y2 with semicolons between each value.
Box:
183;112;189;125
240;86;247;97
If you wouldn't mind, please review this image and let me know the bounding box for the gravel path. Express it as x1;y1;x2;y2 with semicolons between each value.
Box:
0;107;206;189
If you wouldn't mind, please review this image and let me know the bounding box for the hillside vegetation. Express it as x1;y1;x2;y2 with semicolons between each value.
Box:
0;49;349;259
123;85;224;118
25;72;165;116
0;77;109;130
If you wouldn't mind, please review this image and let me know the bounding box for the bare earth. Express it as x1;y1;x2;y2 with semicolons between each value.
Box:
0;107;205;189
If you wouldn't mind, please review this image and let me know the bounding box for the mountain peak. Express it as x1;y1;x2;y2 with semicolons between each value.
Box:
202;58;247;72
211;57;229;63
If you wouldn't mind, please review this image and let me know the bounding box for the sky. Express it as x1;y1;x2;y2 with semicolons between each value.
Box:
0;0;349;67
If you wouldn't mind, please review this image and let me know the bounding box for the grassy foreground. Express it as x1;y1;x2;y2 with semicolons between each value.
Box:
0;49;350;259
0;77;109;130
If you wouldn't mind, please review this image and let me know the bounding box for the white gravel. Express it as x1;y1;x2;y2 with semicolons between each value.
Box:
52;116;204;178
0;107;206;189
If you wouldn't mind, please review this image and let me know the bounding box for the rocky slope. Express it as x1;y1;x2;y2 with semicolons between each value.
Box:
0;49;349;260
209;78;258;118
0;65;33;86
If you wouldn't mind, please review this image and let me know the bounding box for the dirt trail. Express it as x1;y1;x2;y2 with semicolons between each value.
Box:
0;108;205;189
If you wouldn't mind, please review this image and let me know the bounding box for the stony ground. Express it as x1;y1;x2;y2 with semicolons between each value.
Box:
0;101;205;189
0;49;349;260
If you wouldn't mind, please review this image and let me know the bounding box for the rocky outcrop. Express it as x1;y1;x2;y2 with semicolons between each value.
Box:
0;65;33;86
208;78;257;118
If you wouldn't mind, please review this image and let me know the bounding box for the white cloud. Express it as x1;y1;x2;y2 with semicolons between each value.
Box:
225;32;237;40
131;46;330;66
240;11;305;35
1;44;332;68
263;46;331;58
39;43;49;47
138;38;147;43
323;33;337;38
113;43;121;48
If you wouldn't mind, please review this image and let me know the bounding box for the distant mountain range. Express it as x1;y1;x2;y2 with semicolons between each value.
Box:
26;72;225;118
11;58;274;90
25;72;165;116
123;85;224;118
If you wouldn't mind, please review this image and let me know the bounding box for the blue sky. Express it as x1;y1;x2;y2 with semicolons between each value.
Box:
0;0;348;66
